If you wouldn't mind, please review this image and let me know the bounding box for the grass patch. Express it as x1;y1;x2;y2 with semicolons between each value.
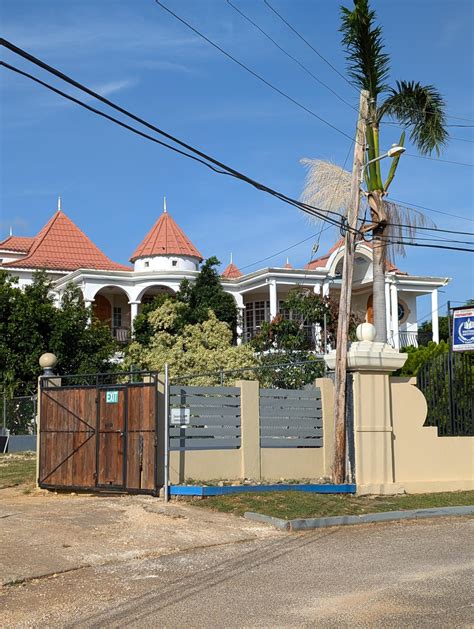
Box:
0;452;36;489
192;490;474;520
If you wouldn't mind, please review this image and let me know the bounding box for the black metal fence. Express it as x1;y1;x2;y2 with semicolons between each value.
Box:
417;351;473;436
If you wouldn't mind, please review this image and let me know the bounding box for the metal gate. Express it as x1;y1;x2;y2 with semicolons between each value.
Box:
39;372;160;494
417;351;473;436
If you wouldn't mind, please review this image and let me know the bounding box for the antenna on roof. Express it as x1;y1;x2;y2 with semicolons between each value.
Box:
163;196;167;213
57;196;62;212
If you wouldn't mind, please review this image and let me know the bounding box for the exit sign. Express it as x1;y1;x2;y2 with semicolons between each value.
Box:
106;391;119;404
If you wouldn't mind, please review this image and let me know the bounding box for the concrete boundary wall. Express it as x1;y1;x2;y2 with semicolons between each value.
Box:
167;378;335;484
353;372;474;495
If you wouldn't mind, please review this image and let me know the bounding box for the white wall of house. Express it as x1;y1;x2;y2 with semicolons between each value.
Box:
133;255;199;272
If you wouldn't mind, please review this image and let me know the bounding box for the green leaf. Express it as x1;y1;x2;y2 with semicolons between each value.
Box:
384;130;405;192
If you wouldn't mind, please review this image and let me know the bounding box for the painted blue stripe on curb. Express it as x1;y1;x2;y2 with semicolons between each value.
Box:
169;483;356;497
244;505;474;531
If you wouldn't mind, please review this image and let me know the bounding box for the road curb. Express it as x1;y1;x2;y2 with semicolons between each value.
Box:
244;505;474;531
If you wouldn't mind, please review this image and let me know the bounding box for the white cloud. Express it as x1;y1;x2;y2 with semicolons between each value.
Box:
93;79;137;97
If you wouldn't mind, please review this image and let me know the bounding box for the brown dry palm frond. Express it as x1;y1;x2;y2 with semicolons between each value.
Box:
383;199;435;259
300;158;355;220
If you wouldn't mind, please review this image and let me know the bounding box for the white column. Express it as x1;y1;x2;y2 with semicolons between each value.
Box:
129;301;140;335
385;281;391;338
322;280;330;298
313;283;322;295
236;306;245;346
269;280;278;320
84;299;93;325
431;289;439;344
390;283;399;349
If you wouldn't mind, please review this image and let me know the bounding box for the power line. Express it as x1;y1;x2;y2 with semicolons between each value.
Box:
0;55;355;236
238;232;320;271
263;1;474;128
226;0;357;113
388;197;474;224
262;0;356;92
382;120;474;143
405;152;473;168
153;1;357;143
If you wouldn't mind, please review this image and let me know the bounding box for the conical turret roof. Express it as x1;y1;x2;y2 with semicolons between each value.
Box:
6;210;130;272
130;211;202;262
221;262;243;279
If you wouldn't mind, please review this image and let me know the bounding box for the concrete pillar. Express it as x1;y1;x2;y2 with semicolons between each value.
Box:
390;282;399;349
236;380;261;480
322;280;330;298
269;280;278;320
431;289;439;344
129;301;140;335
313;283;322;295
316;377;335;478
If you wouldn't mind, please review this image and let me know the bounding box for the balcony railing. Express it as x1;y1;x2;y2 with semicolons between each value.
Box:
112;327;130;343
387;330;433;348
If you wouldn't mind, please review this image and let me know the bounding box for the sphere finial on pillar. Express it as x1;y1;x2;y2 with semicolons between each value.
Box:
356;322;376;342
39;352;58;376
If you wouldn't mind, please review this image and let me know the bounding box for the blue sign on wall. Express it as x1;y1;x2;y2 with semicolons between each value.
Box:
452;307;474;352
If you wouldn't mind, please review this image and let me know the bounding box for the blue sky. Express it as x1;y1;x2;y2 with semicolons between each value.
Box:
1;0;473;320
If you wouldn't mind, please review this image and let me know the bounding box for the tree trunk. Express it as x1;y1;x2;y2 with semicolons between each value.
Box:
368;191;388;342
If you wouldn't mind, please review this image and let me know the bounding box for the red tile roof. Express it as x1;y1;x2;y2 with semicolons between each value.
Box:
0;236;36;253
130;211;202;262
5;211;131;272
284;260;293;269
221;262;243;279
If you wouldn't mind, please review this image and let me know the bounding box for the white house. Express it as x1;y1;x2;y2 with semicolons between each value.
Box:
0;200;448;349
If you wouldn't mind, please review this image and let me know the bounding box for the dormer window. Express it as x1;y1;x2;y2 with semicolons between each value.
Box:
144;261;150;268
172;260;178;267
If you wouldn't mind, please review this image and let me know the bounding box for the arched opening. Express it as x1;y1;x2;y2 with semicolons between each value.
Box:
92;286;131;343
138;285;176;306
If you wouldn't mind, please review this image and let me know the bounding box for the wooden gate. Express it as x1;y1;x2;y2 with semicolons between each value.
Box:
39;372;159;494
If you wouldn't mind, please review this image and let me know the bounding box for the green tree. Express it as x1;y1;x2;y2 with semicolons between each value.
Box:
301;0;447;342
177;256;238;337
0;271;117;396
124;301;255;385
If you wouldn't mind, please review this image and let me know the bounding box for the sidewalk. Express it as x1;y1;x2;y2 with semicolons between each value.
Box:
0;488;278;586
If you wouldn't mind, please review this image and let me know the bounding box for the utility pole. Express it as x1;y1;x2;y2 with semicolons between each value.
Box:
333;89;369;484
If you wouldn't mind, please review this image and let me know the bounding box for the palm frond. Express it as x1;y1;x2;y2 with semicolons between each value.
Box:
340;0;390;100
378;81;448;155
300;158;353;221
384;199;436;258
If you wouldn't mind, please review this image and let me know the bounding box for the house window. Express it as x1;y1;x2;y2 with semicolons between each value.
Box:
244;300;270;339
172;260;178;267
144;261;150;268
113;306;122;328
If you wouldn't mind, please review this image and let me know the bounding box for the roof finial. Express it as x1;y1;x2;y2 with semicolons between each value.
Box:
163;196;167;213
57;196;62;212
230;252;233;264
286;257;289;265
9;226;13;237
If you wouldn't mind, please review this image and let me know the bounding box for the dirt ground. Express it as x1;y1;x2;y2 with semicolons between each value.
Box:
0;485;279;587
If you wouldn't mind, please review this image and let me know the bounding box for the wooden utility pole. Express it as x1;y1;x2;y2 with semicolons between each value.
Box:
333;89;369;484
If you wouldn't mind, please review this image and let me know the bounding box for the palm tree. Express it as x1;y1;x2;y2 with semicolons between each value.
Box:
301;0;448;342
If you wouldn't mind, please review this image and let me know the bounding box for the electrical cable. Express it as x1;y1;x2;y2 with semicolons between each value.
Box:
262;0;357;92
387;197;474;224
226;0;358;113
405;153;473;168
152;1;358;143
0;56;356;236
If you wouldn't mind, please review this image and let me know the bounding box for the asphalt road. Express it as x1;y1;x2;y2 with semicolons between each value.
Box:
3;517;473;627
